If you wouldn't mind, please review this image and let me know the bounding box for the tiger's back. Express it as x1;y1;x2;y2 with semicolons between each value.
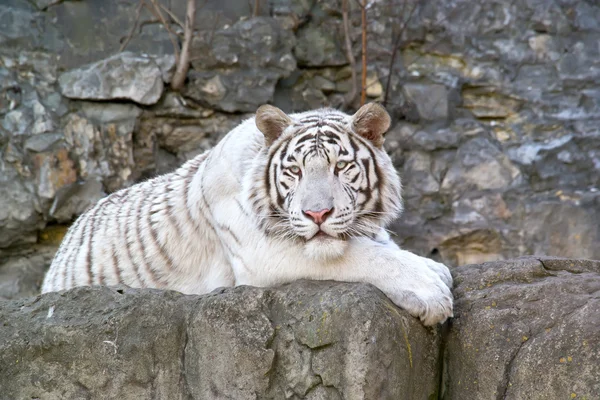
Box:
42;151;233;294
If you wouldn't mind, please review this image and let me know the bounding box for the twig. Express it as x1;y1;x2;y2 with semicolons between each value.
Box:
253;0;260;17
341;0;357;108
119;0;145;52
360;0;367;106
146;0;180;62
383;0;418;107
159;3;184;29
171;0;197;91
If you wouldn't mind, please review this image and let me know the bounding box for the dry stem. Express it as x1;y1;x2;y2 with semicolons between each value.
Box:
360;0;367;106
341;0;358;108
171;0;197;91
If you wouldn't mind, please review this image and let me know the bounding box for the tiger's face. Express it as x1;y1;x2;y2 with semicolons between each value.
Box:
252;103;403;260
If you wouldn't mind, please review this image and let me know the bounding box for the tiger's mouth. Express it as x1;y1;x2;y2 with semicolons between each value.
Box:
307;230;344;241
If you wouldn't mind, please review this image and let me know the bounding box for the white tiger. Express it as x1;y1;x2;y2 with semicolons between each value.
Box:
42;103;453;326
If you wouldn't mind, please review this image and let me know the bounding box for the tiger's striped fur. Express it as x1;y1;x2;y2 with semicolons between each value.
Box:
42;103;453;326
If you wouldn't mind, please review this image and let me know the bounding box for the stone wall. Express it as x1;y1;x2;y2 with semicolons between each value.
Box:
1;0;599;298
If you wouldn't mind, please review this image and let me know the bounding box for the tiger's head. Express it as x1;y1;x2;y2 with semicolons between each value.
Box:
248;103;403;260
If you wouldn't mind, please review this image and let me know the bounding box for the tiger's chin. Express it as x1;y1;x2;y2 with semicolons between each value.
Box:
303;232;348;261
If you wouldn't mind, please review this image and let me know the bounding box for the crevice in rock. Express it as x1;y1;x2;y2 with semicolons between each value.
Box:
302;374;323;397
496;337;527;400
537;258;558;277
179;306;192;399
437;320;451;400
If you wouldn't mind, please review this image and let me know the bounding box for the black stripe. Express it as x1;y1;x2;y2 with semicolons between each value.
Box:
111;194;126;284
358;139;385;213
184;153;210;234
165;174;184;239
97;207;109;285
136;186;163;287
343;184;355;202
278;139;291;163
220;225;241;245
264;139;287;201
319;121;346;131
147;199;176;274
123;194;146;287
55;215;84;289
294;133;315;145
68;213;89;287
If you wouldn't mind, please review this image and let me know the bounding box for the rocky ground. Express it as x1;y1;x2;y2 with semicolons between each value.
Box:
1;257;598;399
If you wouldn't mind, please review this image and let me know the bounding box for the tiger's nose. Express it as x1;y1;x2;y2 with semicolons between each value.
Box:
303;208;333;225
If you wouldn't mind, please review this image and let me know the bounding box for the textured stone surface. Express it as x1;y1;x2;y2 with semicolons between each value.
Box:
0;281;442;399
1;0;600;266
3;258;599;399
445;257;600;399
186;17;296;112
0;245;57;300
58;52;164;105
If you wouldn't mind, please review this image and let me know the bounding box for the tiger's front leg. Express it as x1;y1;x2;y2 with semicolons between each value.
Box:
335;239;454;326
277;238;454;326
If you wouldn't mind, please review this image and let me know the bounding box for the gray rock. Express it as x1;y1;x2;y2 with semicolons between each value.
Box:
186;69;281;113
462;86;522;118
0;281;442;399
186;17;296;112
43;0;173;69
0;245;57;300
519;191;600;260
0;157;43;248
58;52;164;105
402;83;449;121
402;151;440;198
49;179;106;223
273;69;344;112
0;3;44;50
441;137;522;196
445;257;600;399
295;25;347;67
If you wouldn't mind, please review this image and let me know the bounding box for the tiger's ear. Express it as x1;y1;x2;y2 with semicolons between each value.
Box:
256;105;293;147
351;103;391;148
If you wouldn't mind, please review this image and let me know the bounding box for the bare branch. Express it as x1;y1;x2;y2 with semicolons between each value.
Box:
360;0;367;106
383;0;419;107
159;3;184;30
171;0;197;91
146;0;180;62
119;0;145;52
253;0;260;17
341;0;358;108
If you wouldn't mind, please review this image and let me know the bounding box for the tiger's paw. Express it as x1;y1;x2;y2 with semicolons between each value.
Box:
391;287;453;326
423;258;453;289
385;265;454;326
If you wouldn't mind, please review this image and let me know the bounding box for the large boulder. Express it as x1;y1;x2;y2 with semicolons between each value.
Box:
58;52;166;105
445;257;600;399
0;281;443;399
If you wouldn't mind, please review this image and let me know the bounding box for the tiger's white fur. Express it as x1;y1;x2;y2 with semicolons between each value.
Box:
42;103;453;326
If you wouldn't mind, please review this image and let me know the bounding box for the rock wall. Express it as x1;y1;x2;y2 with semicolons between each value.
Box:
0;281;443;399
1;0;599;298
2;258;599;399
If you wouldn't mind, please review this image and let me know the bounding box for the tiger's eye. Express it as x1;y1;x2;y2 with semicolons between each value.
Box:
290;166;301;174
336;161;348;170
